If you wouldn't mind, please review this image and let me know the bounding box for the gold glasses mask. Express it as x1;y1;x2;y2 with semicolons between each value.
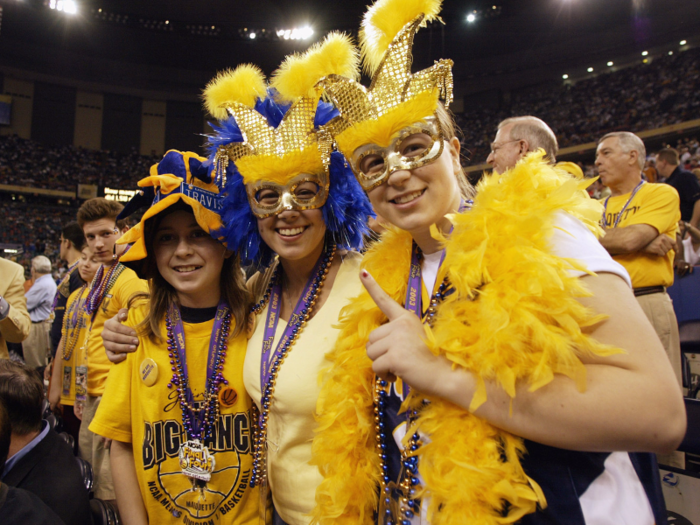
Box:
349;117;444;191
245;171;330;219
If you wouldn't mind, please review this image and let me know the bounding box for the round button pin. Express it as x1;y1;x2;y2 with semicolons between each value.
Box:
140;358;158;387
218;387;238;408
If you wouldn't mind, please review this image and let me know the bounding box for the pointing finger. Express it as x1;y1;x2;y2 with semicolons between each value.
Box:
361;270;407;322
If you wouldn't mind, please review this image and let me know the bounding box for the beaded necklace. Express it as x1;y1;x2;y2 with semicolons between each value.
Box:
62;284;89;361
85;262;126;319
166;301;231;485
374;242;451;525
250;243;336;489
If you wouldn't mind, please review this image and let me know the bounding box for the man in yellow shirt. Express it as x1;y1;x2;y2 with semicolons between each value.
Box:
76;198;148;503
596;131;683;467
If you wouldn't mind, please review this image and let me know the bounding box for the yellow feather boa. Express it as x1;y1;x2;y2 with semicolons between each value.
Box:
310;153;622;524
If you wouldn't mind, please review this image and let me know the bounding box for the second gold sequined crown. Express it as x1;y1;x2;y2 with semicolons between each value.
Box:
320;0;453;160
203;33;359;188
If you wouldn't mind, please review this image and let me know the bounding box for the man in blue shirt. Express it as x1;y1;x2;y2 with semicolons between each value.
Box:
21;256;57;369
656;147;700;227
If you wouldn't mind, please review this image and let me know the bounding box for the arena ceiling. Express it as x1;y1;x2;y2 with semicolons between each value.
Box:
0;0;699;98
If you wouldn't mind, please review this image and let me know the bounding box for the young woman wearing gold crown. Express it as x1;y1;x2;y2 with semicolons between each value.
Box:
100;34;374;525
310;1;686;524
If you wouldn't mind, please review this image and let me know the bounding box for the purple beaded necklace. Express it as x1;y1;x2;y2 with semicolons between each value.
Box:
166;300;231;484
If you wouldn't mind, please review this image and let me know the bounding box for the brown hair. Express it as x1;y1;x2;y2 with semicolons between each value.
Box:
435;103;476;200
656;147;680;166
62;222;87;251
77;197;128;230
0;400;10;473
130;205;252;342
0;360;44;435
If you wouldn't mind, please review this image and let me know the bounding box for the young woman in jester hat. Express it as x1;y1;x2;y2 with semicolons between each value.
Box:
310;1;686;524
100;35;373;525
88;150;258;525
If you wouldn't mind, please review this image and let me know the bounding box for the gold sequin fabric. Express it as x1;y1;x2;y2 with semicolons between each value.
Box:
320;14;453;152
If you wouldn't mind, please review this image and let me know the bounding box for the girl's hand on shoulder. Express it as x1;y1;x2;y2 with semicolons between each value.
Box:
361;270;453;396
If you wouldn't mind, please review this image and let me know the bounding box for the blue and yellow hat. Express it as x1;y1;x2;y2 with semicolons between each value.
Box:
117;149;225;278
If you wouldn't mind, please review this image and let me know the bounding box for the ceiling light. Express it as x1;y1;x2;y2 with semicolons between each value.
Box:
680;40;687;46
49;0;78;14
641;50;648;56
562;74;569;79
466;13;476;23
587;67;593;72
607;61;613;66
249;32;256;39
669;51;674;55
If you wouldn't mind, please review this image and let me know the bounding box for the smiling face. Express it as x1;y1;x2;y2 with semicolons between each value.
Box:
365;135;463;240
256;181;327;266
78;246;100;284
153;210;228;308
82;218;126;265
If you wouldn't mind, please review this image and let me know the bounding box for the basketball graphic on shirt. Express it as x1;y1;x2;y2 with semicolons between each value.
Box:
156;449;241;520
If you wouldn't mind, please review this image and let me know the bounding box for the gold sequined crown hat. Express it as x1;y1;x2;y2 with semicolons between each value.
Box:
115;150;225;279
319;0;453;190
203;33;374;268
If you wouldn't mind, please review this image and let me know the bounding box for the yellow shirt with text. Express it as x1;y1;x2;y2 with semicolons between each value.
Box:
86;264;148;396
90;303;257;525
604;183;680;288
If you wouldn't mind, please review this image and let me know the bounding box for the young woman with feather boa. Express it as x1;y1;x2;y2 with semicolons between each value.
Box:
310;1;686;524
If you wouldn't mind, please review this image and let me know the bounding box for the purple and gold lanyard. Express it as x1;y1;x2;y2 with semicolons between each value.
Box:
401;200;471;397
169;301;229;438
259;252;327;410
602;180;645;228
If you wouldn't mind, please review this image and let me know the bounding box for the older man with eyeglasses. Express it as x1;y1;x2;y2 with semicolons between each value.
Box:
486;116;559;174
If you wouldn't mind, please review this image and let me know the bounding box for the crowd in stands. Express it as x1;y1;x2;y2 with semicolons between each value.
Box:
0;49;698;196
458;46;700;163
0;134;159;192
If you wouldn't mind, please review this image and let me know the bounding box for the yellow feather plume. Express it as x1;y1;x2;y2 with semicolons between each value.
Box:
270;32;360;103
202;64;267;120
360;0;442;75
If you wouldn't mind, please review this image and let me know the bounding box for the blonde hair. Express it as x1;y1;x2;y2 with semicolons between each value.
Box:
435;103;476;199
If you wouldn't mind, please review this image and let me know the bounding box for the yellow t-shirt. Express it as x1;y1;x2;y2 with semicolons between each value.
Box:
604;183;680;288
59;285;90;406
243;252;363;525
86;264;148;396
90;303;258;525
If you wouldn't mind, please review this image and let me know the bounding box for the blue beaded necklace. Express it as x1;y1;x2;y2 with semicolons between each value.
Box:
374;242;451;525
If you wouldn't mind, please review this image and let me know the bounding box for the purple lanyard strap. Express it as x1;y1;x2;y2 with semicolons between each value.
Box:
259;252;327;402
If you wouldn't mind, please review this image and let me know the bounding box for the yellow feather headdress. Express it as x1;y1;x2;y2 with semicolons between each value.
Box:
203;33;359;186
319;0;453;159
